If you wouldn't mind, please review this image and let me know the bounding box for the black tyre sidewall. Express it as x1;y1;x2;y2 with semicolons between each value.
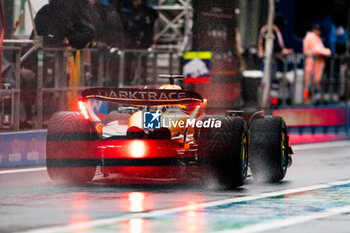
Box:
46;111;98;183
198;116;248;188
249;116;288;182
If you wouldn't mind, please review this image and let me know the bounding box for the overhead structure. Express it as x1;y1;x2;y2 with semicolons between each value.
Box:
153;0;193;51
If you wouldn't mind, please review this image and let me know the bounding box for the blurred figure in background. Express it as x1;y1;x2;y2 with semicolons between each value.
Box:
317;14;336;55
36;0;95;49
21;0;95;128
334;23;348;101
122;0;158;85
303;23;331;104
258;14;293;107
335;24;349;54
258;14;293;69
91;0;124;48
90;0;125;86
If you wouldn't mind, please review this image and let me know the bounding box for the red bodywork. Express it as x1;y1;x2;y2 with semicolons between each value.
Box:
96;139;208;184
72;88;210;183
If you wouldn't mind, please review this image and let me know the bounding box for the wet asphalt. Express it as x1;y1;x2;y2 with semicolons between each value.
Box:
1;141;350;233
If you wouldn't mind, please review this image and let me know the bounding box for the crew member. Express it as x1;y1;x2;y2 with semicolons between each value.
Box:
20;0;95;128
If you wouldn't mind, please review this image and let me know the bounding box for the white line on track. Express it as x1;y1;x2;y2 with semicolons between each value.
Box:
0;167;46;175
22;179;350;233
220;205;350;233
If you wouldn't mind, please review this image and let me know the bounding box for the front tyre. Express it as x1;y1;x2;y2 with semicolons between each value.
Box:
46;111;98;183
249;116;289;182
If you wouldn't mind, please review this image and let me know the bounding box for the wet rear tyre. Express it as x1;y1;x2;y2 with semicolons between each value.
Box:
249;116;289;182
198;116;248;188
46;111;98;183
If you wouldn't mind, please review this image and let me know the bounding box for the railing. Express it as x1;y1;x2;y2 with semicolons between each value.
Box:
0;42;183;131
0;45;21;130
262;53;350;108
1;42;350;132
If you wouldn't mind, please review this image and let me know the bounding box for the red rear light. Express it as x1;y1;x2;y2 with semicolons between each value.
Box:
78;101;90;120
129;140;146;158
271;97;279;106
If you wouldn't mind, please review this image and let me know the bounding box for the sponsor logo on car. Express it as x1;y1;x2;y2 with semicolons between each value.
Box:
82;88;204;106
95;89;188;100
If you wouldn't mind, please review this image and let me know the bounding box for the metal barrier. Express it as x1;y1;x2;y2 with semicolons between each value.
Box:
0;41;183;131
0;85;15;129
1;41;349;132
269;53;350;108
0;45;21;131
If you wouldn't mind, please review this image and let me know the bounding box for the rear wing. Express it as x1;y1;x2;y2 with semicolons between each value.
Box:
81;88;203;106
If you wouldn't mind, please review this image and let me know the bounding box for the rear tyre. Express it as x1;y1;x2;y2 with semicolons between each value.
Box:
249;116;289;182
198;116;248;188
46;111;98;183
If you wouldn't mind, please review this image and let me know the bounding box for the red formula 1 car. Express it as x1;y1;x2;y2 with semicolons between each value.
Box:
46;76;292;187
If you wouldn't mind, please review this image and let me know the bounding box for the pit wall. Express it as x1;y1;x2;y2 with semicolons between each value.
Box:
0;106;349;168
272;106;350;145
0;130;46;168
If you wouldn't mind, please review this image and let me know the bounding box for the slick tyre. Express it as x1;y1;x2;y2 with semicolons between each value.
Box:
46;111;98;183
198;116;248;188
249;116;289;182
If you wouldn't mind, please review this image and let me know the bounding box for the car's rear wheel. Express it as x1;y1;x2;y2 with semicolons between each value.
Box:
46;111;98;183
249;115;289;182
198;116;248;188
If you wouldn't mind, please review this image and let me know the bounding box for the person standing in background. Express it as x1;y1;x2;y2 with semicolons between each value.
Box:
20;0;95;128
46;0;95;49
335;24;348;55
317;14;337;55
334;23;348;101
258;15;293;63
91;0;124;49
122;0;158;85
258;14;293;107
90;0;125;86
303;23;331;103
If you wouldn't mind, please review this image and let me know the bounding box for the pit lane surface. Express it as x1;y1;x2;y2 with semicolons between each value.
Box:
1;141;350;233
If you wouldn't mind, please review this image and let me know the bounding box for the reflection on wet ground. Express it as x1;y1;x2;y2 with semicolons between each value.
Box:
55;184;350;233
2;180;350;233
3;142;350;233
